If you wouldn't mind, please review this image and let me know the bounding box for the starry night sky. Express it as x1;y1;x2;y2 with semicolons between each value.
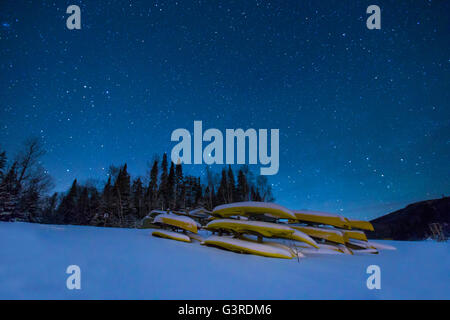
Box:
1;0;449;219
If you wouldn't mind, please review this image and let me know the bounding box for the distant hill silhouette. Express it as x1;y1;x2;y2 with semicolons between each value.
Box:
367;197;449;240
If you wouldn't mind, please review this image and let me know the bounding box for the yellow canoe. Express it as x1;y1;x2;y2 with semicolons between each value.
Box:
292;210;352;229
212;202;297;220
238;235;302;258
340;229;368;242
206;219;294;238
282;229;319;248
290;225;346;244
152;230;191;243
154;214;198;234
206;219;318;248
202;235;293;259
348;219;374;231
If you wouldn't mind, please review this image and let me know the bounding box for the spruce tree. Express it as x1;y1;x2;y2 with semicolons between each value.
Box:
89;188;101;225
0;163;20;221
146;160;159;212
175;161;184;209
110;164;133;226
237;169;249;201
42;192;59;224
58;179;79;224
217;168;228;204
194;177;203;207
0;150;6;178
132;177;145;219
99;176;113;226
227;165;236;203
76;187;90;225
167;162;175;209
159;153;168;209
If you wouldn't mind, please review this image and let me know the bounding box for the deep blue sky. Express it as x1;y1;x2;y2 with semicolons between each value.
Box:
1;0;449;219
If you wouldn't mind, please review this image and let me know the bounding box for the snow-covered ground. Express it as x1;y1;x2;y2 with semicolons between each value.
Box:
0;221;448;299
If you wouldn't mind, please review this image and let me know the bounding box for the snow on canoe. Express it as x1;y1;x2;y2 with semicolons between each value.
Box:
264;242;304;258
282;229;319;248
345;240;378;254
366;241;396;251
188;207;212;218
202;235;293;259
206;219;295;238
206;219;319;248
238;235;303;259
154;214;198;234
348;219;374;231
290;225;346;244
295;243;346;255
348;239;396;251
292;210;351;229
212;202;296;220
151;230;191;243
188;233;205;242
295;242;353;255
352;248;379;254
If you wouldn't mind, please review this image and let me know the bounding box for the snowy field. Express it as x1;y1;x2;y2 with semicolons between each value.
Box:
0;221;448;300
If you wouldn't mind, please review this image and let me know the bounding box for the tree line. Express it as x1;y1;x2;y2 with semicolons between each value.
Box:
0;139;274;228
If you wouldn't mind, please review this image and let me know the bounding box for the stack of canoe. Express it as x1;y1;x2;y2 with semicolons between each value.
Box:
143;201;395;259
201;202;395;258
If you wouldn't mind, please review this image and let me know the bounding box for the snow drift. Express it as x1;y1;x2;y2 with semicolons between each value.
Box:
0;222;448;299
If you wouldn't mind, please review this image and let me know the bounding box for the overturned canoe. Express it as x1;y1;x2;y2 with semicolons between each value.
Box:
212;202;297;220
292;210;352;229
282;229;319;248
340;229;368;242
206;219;318;248
290;225;346;244
152;230;191;243
154;214;198;234
206;219;294;238
238;235;302;258
348;219;374;231
202;235;293;259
